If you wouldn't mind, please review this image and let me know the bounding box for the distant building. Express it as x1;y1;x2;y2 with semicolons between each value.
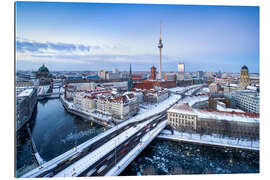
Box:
98;70;107;80
178;63;185;72
209;82;222;94
142;87;169;103
85;75;99;80
164;73;177;81
106;72;121;80
149;65;157;80
196;71;204;78
134;66;176;90
239;65;250;89
128;64;134;91
36;64;50;78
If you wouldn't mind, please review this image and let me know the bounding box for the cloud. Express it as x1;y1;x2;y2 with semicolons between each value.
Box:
16;39;95;53
16;41;48;52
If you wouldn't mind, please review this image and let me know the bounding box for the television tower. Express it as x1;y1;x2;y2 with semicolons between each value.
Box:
158;21;163;80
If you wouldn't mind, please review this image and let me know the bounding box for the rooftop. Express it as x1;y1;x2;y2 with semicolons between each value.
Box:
168;102;259;123
17;88;34;97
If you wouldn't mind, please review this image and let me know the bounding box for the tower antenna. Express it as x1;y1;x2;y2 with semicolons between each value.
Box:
160;21;162;40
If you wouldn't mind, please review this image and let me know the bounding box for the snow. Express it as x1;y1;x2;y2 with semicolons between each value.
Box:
34;153;45;165
216;105;244;113
169;84;202;93
18;88;33;97
158;129;259;151
182;95;209;106
105;120;167;176
194;109;259;123
38;85;50;96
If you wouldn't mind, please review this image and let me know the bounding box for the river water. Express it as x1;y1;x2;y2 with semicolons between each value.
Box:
16;99;259;177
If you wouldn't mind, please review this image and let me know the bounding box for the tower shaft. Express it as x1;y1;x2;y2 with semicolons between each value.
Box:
159;48;162;80
158;21;163;80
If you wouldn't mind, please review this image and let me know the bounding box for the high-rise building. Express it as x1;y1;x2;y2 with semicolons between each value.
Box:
158;22;163;80
178;63;185;73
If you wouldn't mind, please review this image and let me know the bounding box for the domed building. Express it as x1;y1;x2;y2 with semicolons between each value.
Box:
36;64;50;78
239;65;250;89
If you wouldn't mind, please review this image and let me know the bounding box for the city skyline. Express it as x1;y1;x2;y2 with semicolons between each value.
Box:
16;2;259;73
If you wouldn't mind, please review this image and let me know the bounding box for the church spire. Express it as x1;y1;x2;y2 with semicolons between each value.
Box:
128;64;134;91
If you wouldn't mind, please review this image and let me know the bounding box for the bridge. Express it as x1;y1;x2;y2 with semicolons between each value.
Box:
21;85;204;178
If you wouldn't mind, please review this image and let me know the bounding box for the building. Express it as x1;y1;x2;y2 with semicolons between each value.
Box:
168;103;197;131
98;70;107;80
196;71;204;78
73;92;96;113
209;83;222;94
64;84;77;100
106;72;121;80
134;66;176;90
223;83;239;95
96;93;139;120
168;102;259;139
239;65;250;89
16;88;37;131
128;64;134;91
142;87;169;103
178;63;185;73
231;90;259;113
36;64;50;78
208;96;230;110
149;65;157;80
16;80;34;87
164;73;177;81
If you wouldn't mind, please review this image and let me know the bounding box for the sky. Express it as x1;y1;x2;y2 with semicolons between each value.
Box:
15;2;259;73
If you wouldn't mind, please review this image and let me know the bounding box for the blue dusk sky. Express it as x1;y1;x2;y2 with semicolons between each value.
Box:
16;2;259;73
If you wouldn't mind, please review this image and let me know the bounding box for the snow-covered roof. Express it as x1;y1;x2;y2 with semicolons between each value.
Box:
18;88;33;97
168;102;259;124
195;109;259;123
246;86;258;91
168;103;196;116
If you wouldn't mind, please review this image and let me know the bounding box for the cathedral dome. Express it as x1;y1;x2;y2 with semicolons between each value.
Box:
38;64;49;73
241;65;248;70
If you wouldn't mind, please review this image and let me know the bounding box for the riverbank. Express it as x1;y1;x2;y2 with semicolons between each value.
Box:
60;95;113;128
157;129;259;151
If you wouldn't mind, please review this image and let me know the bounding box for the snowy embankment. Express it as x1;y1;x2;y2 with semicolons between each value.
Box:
157;130;259;151
217;105;244;113
182;95;209;106
105;120;168;176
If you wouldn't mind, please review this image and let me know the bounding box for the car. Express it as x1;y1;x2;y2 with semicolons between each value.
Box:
120;148;126;154
43;172;54;177
124;141;129;147
97;165;107;174
106;153;114;161
86;168;97;176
